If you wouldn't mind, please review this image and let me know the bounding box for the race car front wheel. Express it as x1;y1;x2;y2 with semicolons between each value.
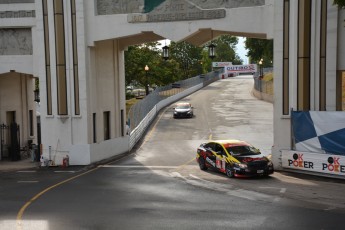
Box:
226;166;234;178
198;157;208;171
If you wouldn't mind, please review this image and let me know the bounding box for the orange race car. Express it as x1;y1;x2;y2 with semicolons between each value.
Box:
196;140;274;178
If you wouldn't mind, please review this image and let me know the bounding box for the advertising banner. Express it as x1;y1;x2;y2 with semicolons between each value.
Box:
225;64;257;73
282;150;345;176
212;62;232;67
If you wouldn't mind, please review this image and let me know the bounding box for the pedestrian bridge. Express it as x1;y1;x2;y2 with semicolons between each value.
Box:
87;0;273;47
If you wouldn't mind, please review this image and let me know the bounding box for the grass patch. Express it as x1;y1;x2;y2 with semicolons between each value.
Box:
263;72;273;81
126;98;139;115
262;72;274;95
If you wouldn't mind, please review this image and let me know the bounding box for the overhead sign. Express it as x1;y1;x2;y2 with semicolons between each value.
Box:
212;62;232;67
282;150;345;176
225;64;257;73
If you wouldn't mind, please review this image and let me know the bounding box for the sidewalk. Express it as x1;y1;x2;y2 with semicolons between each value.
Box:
0;157;39;172
0;151;129;173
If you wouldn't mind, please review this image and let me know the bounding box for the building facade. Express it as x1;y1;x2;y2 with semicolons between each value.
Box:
0;0;344;176
0;0;37;160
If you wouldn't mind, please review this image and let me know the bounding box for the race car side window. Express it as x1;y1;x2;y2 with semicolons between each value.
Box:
215;144;226;156
204;143;215;151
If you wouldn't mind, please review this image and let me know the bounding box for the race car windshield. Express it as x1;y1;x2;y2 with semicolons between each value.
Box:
176;105;190;109
226;145;261;156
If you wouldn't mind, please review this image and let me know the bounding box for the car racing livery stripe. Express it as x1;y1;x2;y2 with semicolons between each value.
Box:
228;155;241;164
206;157;216;167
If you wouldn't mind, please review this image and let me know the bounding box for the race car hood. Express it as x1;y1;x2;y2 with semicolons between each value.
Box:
175;108;191;112
233;153;269;163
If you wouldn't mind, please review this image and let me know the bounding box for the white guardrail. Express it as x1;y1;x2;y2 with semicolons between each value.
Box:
129;82;205;150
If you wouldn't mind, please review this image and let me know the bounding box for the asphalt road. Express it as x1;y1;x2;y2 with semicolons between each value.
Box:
1;76;345;230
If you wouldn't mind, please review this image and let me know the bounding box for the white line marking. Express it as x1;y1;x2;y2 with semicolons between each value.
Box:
189;174;226;187
258;187;286;202
54;171;76;173
170;172;183;178
324;207;336;211
99;165;178;169
259;186;287;193
17;181;38;183
187;174;271;201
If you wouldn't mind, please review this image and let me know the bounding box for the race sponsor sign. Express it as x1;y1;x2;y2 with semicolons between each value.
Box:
212;62;232;67
282;150;345;176
225;64;257;73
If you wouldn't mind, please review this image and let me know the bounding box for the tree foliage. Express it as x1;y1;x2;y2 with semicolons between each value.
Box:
208;35;242;65
244;38;273;67
124;42;181;88
334;0;345;8
125;35;243;88
169;41;204;79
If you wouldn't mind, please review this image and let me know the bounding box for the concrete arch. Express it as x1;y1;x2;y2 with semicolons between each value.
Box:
86;1;273;47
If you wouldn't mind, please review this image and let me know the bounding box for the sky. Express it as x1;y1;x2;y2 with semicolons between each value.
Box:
236;37;248;64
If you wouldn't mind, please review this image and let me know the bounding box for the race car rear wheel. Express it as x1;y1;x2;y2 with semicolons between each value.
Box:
198;157;207;171
226;166;234;178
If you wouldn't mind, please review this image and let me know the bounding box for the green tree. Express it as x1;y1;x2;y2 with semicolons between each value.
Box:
209;35;242;65
169;41;204;79
245;38;273;67
125;42;181;89
125;35;245;89
334;0;345;8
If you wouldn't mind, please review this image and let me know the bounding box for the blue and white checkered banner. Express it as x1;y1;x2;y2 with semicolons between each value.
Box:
291;111;345;156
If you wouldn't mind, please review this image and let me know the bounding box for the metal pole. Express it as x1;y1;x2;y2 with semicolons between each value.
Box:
0;124;2;161
49;145;51;161
144;65;149;96
145;71;149;95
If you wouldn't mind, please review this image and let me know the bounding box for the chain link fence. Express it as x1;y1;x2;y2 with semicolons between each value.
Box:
253;67;273;95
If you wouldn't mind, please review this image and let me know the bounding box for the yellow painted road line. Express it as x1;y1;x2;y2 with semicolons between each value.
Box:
177;157;196;170
16;167;98;230
209;134;212;140
16;150;137;229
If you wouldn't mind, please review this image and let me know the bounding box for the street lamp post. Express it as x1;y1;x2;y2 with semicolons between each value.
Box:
208;43;216;59
162;45;169;60
259;59;263;78
144;65;149;95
